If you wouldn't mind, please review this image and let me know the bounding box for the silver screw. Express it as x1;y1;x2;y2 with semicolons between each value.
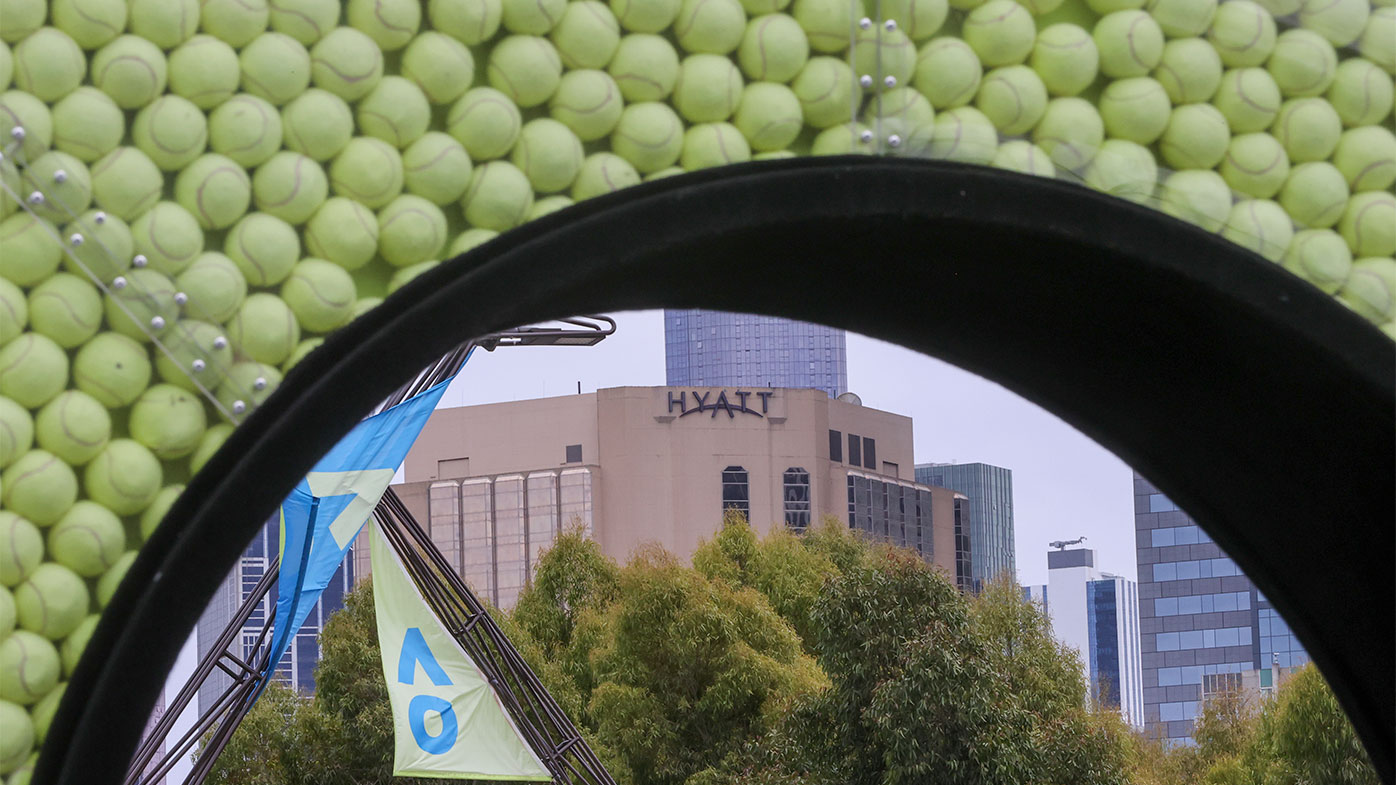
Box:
860;129;874;143
232;400;247;414
150;316;166;329
112;276;128;290
859;17;872;29
10;127;24;141
174;291;188;305
69;233;83;246
94;211;107;224
888;134;902;148
253;377;268;391
192;359;206;372
885;19;897;31
27;191;43;205
884;75;897;87
213;336;228;350
133;254;147;267
53;169;68;184
860;74;874;88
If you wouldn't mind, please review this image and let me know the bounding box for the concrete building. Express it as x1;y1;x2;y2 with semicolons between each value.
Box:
1134;472;1308;745
351;386;962;607
664;311;848;398
914;462;1016;589
1025;547;1144;728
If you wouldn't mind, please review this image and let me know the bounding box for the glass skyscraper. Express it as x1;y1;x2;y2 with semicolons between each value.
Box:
914;462;1016;589
663;310;848;398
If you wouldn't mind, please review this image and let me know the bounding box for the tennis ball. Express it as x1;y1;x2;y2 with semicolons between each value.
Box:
1147;0;1215;37
429;0;504;44
502;0;565;34
995;140;1055;179
1213;67;1281;132
0;398;32;469
202;0;269;45
104;268;179;342
0;89;52;160
0;512;42;586
1279;161;1349;228
309;27;385;101
612;0;682;33
401;133;473;206
347;0;421;49
131;202;204;276
853;26;917;90
357;77;432;148
48;501;124;576
60;614;98;676
792;0;852;53
138;484;183;541
448;227;500;256
0;336;68;410
2;0;46;45
1159;103;1231;169
674;54;744;122
280;259;356;331
737;15;808;84
153;319;234;388
530;193;578;216
1271;97;1341;162
0;631;59;704
551;2;620;69
61;205;130;278
1282;228;1352;291
376;195;449;267
964;0;1037;68
165;36;240;111
927;106;999;164
732;82;804;151
792;56;856;128
0;281;24;347
1032;96;1102;171
51;88;124;162
0;214;61;287
1210;2;1278;68
208;94;283;167
0;586;10;640
1154;37;1222;104
227;293;300;364
31;682;66;744
350;297;381;320
401;33;475;106
329;137;404;208
448;87;524;160
973;65;1047;136
129;383;207;459
1030;24;1097;98
572;152;641;199
280;90;353;163
1338;192;1396;258
27;274;102;350
96;550;136;607
462;161;535;230
1089;0;1146;13
1298;0;1368;47
1221;198;1293;261
1220;132;1290;198
511;118;585;192
225;212;300;286
489;35;564;107
176;252;247;323
810;123;873;155
1359;7;1395;72
89;35;167;110
550;70;625;142
0;698;33;771
1267;30;1337;98
269;0;339;43
1339;258;1396;324
676;0;747;54
132;96;208;172
0;42;9;90
72;332;150;406
215;360;282;412
867;84;936;129
1332;126;1396;192
609;34;681;101
1099;76;1171;144
304;197;379;269
129;0;199;48
1095;11;1163;78
25;151;93;224
915;37;983;108
1160;169;1232;232
240;32;312;106
386;260;440;292
1326;59;1393;127
280;337;321;373
252;151;328;225
884;0;949;38
189;422;232;473
14;562;88;639
174;154;252;230
90;147;163;221
680;122;751;169
12;28;85;102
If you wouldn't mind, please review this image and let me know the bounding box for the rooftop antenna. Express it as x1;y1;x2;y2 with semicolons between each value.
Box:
1050;536;1088;550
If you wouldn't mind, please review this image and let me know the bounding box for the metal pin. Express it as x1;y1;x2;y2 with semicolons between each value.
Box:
213;336;228;350
859;17;872;29
253;377;268;391
174;292;188;305
860;129;874;143
53;169;68;184
133;254;147;267
27;191;43;205
94;211;107;224
884;75;897;87
70;233;83;246
885;19;897;31
150;316;166;329
112;276;128;290
192;359;206;372
10;127;24;141
232;400;247;414
888;134;902;148
860;74;874;88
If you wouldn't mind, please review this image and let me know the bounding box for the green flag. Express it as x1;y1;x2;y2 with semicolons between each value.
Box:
371;523;552;780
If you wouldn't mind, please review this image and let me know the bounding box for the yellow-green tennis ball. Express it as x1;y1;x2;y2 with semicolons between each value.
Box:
1030;24;1097;98
280;90;353;163
674;54;743;122
791;0;850;53
72;332;150;406
59;614;98;676
1339;261;1395;324
402;132;473;206
138;484;182;541
90;147;163;222
1279;161;1349;228
208;94;283;167
0;584;12;641
974;65;1047;135
1332;126;1396;192
732;82;803;152
462;160;534;230
129;383;207;459
0;699;33;771
309;27;385;102
676;0;747;54
1282;228;1352;291
64;209;134;284
571;152;640;199
0;280;24;347
385;259;440;293
51;88;124;163
915;37;983;108
1094;11;1163;79
201;0;269;46
329;137;404;208
27;274;102;350
240;32;311;105
608;34;681;101
132;96;208;172
154;318;233;387
15;563;88;640
792;56;855;128
1359;7;1395;72
866;85;936;135
551;2;620;69
927;105;999;163
1221;198;1293;261
1099;76;1171;144
854;26;917;91
89;35;166;110
429;0;504;45
0;0;46;44
304;197;379;269
225;211;300;285
1154;37;1222;104
0;214;61;287
1088;0;1145;14
612;0;682;33
129;0;200;48
347;0;421;50
1266;29;1337;99
402;32;475;105
2;449;77;525
95;549;135;607
47;501;124;576
964;0;1037;68
176;252;246;323
1208;0;1276;68
884;0;949;37
1338;192;1396;257
1032;96;1102;170
1326;59;1393;127
12;28;86;102
269;0;339;44
503;0;565;34
680;122;751;169
809;123;871;155
31;682;66;745
1298;0;1368;47
166;36;240;110
104;268;179;342
280;258;356;331
0;336;68;411
1160;169;1232;232
357;76;432;148
610;101;685;171
376;196;448;267
1159;102;1230;169
174;153;251;230
511;118;585;192
1220;132;1290;198
0;89;51;163
737;15;808;84
0;631;59;704
1271;96;1341;162
0;512;42;586
448;86;524;160
488;35;564;107
1213;67;1281;132
1147;0;1215;37
0;398;33;470
550;70;625;142
188;421;232;472
52;0;127;50
227;293;300;364
530;193;576;215
253;151;328;224
1254;0;1298;15
26;151;93;224
215;360;281;411
131;201;204;276
447;227;500;256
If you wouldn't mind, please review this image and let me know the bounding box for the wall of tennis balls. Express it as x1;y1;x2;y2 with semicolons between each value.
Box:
0;0;1393;776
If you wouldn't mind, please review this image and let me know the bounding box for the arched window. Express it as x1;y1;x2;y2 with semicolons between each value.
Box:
784;468;810;531
721;466;749;519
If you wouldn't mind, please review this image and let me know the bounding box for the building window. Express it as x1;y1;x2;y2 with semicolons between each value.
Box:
863;437;876;469
783;468;810;531
848;433;861;466
565;444;582;463
428;481;463;576
722;466;749;519
829;429;842;462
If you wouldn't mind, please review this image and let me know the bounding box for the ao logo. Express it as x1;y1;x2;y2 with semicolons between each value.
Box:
398;627;459;754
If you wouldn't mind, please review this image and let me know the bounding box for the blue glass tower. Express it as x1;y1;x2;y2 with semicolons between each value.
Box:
663;310;848;398
914;462;1016;589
